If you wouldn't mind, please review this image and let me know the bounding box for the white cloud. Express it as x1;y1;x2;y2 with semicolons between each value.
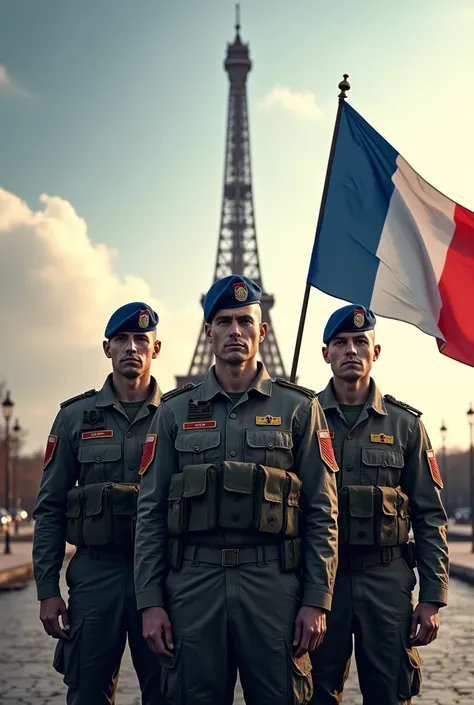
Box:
0;65;31;98
0;187;198;453
258;85;321;121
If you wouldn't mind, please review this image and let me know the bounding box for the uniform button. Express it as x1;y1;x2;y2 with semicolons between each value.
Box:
128;464;133;471
230;450;237;457
387;529;393;537
230;413;237;419
126;431;132;438
267;442;274;449
267;516;276;525
96;456;102;462
346;465;354;472
194;445;200;452
347;434;352;440
382;461;388;468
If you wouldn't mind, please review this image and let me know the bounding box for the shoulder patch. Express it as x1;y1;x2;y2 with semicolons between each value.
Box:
384;394;422;417
161;383;197;403
274;377;316;399
60;389;97;408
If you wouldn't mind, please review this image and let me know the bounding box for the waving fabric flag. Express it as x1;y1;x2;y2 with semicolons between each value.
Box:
307;102;474;367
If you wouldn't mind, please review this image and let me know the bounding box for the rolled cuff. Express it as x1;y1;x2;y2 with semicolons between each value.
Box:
302;585;332;611
37;580;61;601
419;584;448;606
136;586;164;611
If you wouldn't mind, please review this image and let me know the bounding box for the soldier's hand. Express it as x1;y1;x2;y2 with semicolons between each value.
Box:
293;606;327;657
142;606;174;657
39;596;70;639
410;602;440;646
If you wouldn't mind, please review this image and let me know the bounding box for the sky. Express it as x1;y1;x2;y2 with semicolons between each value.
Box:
1;0;474;455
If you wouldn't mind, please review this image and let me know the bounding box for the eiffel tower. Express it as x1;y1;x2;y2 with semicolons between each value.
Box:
176;6;286;386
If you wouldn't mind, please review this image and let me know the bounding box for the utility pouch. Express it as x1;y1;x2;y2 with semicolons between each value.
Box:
376;486;399;547
280;538;301;573
218;462;255;530
109;483;139;546
167;473;187;537
168;537;184;570
255;465;287;534
396;490;411;544
82;483;111;546
341;485;375;546
281;471;302;537
183;464;218;533
66;486;84;546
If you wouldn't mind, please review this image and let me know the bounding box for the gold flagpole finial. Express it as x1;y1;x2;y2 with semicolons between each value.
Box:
338;74;350;100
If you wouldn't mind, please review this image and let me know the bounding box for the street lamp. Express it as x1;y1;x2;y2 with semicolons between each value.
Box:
12;419;21;536
440;421;448;516
467;403;474;554
2;391;14;554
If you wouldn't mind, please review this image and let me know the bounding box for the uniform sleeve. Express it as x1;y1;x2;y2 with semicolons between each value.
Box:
293;397;339;611
134;403;178;610
401;419;449;606
32;411;79;601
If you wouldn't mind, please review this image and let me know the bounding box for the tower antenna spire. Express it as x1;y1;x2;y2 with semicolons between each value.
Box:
235;3;240;33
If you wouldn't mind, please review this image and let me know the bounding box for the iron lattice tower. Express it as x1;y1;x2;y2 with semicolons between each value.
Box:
176;8;286;386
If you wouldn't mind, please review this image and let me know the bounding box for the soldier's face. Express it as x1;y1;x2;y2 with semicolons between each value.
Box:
322;331;380;382
205;305;267;365
103;332;161;379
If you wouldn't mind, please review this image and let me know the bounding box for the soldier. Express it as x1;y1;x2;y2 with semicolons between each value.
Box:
309;304;449;705
33;302;166;705
133;274;339;705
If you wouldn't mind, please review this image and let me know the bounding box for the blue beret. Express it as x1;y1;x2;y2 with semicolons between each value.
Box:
203;275;262;323
323;304;376;344
104;302;159;338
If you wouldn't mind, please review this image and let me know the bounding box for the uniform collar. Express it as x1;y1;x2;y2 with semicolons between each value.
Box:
197;362;273;402
318;378;386;416
96;373;162;409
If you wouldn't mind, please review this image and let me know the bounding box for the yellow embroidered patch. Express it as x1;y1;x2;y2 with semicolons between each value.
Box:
370;433;394;444
255;416;282;425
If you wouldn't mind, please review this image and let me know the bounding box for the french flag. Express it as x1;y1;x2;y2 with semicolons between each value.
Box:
307;102;474;367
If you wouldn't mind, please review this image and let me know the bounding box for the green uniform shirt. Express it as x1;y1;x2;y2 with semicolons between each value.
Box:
32;374;162;601
318;379;449;605
134;363;340;613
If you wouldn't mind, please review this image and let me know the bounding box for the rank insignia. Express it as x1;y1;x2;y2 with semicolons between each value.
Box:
256;415;281;426
354;308;365;328
82;409;105;430
233;281;248;302
82;430;114;440
183;421;217;430
317;430;339;473
426;449;443;489
188;400;212;420
138;309;150;328
139;434;157;476
43;435;58;471
370;433;394;444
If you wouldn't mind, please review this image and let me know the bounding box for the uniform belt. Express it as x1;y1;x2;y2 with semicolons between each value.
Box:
183;544;281;567
337;545;403;572
77;545;134;561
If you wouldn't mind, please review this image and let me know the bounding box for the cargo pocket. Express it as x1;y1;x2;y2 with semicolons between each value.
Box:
245;430;294;468
78;443;122;484
255;466;287;534
219;462;255;530
160;642;183;705
82;483;109;546
398;631;423;699
347;485;375;546
110;483;139;546
53;612;84;689
174;431;220;467
361;447;404;486
377;487;399;547
183;464;218;532
286;638;313;704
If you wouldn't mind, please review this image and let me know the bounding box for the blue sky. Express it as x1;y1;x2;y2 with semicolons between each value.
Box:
1;0;474;460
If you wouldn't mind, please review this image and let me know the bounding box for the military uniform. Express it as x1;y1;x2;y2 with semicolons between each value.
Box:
309;306;449;705
33;303;166;705
134;275;340;705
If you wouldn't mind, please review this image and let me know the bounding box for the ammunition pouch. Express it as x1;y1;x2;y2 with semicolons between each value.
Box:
166;462;302;538
338;485;410;547
66;482;139;547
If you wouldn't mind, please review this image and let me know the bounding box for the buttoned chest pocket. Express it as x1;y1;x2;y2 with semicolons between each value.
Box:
361;447;404;486
245;430;294;470
174;431;221;468
78;444;122;484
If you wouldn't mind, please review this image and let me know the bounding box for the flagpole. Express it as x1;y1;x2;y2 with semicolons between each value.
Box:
289;74;351;383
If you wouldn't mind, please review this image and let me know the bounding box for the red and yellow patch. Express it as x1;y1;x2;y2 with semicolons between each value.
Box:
426;449;443;489
43;434;58;471
81;430;114;440
317;430;339;473
182;421;217;430
139;434;158;476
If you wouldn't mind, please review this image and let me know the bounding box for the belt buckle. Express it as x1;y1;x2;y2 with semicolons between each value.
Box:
221;548;239;567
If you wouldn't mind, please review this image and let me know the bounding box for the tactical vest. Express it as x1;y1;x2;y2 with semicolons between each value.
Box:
338;485;410;547
66;482;139;548
167;462;302;539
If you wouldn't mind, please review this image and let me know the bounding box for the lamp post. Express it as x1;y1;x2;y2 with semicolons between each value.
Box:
2;391;14;554
12;419;21;536
440;421;448;516
467;403;474;553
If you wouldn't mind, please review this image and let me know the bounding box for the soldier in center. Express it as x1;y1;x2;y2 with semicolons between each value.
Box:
134;274;340;705
309;304;449;705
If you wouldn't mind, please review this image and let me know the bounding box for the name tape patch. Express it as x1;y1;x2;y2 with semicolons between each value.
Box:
182;421;217;430
82;430;114;440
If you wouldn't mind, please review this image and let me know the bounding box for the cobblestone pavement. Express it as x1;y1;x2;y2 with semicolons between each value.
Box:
1;573;473;704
